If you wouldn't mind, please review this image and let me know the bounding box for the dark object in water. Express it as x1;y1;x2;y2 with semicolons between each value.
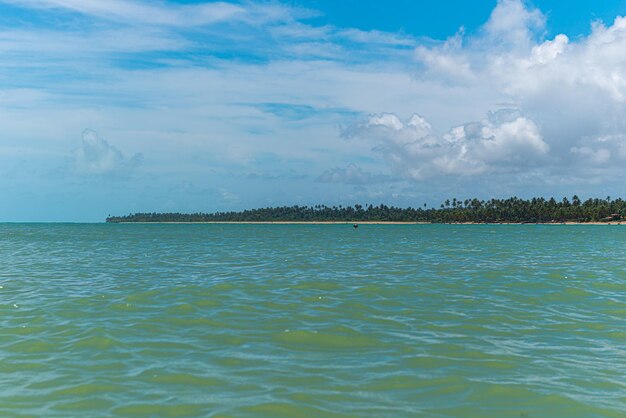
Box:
353;224;358;229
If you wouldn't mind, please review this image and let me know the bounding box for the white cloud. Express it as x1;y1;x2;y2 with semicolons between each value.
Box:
339;28;415;46
347;110;548;180
0;28;188;57
68;129;142;176
570;146;611;165
530;33;568;64
374;0;626;185
415;30;474;83
481;0;545;49
1;0;248;26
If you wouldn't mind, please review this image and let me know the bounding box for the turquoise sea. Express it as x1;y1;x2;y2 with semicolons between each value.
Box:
1;224;625;417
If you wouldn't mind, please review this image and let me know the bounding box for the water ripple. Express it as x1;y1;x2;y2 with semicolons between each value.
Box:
0;224;624;417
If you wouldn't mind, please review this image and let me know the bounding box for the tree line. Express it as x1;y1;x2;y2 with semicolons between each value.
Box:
106;196;626;223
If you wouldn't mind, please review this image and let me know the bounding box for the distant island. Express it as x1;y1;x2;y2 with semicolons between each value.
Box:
106;196;626;224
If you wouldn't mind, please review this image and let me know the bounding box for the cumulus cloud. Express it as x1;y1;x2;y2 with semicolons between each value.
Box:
481;0;545;49
68;129;141;176
316;164;393;184
367;0;626;185
346;110;548;179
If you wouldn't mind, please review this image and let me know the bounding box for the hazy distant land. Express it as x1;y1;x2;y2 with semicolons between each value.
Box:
107;196;625;224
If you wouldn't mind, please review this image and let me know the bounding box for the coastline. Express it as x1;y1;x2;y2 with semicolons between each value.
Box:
115;221;429;225
112;221;624;225
107;198;626;225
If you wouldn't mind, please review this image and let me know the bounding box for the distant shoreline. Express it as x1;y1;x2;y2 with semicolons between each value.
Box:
113;221;623;225
115;221;426;225
105;197;626;224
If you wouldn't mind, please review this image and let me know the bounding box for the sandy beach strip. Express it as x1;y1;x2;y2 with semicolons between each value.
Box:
114;221;624;225
117;221;428;225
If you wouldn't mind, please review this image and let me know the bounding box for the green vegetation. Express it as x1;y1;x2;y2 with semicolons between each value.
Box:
106;196;626;223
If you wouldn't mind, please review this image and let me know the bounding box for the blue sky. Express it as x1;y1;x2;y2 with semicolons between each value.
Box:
2;0;626;221
304;1;626;38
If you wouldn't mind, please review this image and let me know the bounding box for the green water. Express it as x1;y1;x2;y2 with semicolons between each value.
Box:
0;224;624;417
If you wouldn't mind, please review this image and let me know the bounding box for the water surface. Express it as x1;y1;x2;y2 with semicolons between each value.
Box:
1;224;624;417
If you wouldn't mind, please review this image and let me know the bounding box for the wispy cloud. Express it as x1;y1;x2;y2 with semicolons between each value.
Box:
317;164;394;185
1;0;248;26
0;0;415;64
